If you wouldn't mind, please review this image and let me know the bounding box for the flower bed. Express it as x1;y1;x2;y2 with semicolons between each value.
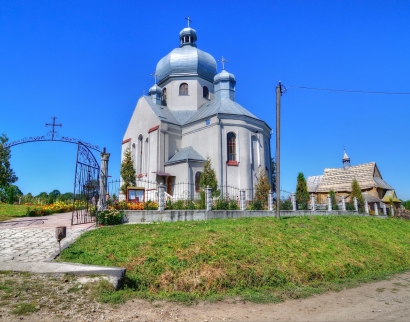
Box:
109;200;158;211
26;201;87;217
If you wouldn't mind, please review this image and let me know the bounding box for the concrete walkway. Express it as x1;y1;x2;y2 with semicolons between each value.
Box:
0;212;125;287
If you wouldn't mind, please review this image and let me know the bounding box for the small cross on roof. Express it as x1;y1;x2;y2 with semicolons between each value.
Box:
150;71;160;84
218;56;228;70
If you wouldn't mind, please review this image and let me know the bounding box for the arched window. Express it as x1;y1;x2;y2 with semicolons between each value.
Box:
179;83;188;96
195;172;202;192
203;86;209;99
162;88;167;102
138;135;143;174
227;132;236;162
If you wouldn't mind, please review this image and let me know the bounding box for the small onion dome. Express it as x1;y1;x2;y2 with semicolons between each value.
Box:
214;69;236;84
148;84;162;95
179;27;197;46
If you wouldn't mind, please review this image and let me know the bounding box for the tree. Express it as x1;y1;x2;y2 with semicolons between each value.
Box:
120;148;136;194
255;169;271;208
49;189;61;203
295;172;309;210
271;157;276;196
0;133;18;189
329;190;338;210
200;157;219;197
349;178;364;212
6;185;22;204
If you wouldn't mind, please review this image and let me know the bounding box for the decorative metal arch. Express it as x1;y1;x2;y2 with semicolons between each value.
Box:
4;116;101;152
3;135;101;152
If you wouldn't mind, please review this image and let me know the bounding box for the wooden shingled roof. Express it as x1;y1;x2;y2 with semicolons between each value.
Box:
311;162;393;193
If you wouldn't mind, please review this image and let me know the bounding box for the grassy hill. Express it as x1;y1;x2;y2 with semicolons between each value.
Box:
59;216;410;303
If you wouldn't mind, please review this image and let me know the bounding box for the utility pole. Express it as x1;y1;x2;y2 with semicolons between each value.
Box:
275;82;282;219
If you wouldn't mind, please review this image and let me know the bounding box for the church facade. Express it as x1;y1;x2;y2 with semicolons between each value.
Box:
122;25;271;200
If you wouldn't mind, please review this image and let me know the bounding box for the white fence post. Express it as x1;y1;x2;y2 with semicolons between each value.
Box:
354;197;358;212
341;196;346;211
310;194;316;211
158;183;165;212
240;190;246;211
206;186;212;212
291;193;297;211
268;191;273;211
375;203;379;216
327;195;332;211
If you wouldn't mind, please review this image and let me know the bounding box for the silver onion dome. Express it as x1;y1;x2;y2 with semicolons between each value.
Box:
214;69;236;83
156;27;217;84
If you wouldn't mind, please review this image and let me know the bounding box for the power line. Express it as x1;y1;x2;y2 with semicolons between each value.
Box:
287;85;410;95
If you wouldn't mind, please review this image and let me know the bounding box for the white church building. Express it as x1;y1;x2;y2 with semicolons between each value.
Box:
122;24;272;200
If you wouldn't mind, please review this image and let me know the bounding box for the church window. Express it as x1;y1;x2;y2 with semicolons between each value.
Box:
203;86;209;99
162;88;167;106
227;132;237;162
179;83;188;96
195;172;202;192
138;135;143;174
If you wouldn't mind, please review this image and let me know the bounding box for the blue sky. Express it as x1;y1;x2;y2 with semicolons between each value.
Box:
1;0;409;200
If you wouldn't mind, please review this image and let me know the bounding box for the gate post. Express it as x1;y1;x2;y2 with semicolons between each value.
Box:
98;148;110;211
341;196;346;211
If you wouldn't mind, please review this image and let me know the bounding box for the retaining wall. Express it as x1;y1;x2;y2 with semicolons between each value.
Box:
123;210;385;223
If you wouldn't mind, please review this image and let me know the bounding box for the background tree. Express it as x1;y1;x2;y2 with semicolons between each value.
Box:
329;190;338;210
200;157;219;197
349;178;364;212
295;172;309;210
120;148;136;194
0;133;18;189
49;189;61;204
402;200;410;210
255;169;271;208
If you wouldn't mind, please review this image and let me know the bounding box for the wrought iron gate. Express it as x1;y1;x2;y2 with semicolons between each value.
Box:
72;142;100;225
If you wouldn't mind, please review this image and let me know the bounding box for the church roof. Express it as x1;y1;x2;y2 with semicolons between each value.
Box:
307;175;323;193
165;146;206;165
312;162;393;193
143;96;180;125
382;190;401;203
362;193;383;203
184;98;260;124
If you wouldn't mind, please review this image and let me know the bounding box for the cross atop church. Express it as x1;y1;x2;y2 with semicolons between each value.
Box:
185;16;192;27
150;71;160;84
218;56;228;70
46;116;62;140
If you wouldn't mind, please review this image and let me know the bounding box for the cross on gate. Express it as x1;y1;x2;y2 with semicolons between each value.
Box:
46;116;62;140
218;56;228;70
185;16;192;27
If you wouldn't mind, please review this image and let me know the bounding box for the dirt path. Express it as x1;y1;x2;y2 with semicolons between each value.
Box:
1;271;409;322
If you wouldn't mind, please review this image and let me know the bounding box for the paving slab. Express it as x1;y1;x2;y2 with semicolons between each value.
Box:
0;212;125;288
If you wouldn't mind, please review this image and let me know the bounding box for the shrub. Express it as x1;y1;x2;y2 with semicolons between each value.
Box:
229;199;239;210
250;199;263;210
97;209;124;225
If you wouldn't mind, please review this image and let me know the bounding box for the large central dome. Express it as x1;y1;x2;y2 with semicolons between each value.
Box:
156;27;217;84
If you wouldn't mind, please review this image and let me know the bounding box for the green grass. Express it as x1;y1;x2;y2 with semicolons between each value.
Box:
0;203;28;222
59;216;410;303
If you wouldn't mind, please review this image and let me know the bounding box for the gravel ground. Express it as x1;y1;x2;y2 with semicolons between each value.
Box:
1;271;409;321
